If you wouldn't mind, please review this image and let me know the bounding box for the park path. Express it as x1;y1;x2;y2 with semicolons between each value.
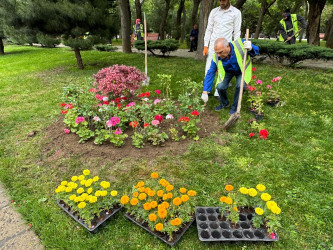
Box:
0;183;43;250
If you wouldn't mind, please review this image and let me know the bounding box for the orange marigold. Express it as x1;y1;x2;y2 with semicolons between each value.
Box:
158;209;167;219
144;187;151;194
225;184;234;191
220;196;227;203
157;190;164;197
130;198;139;206
138;193;147;200
167;193;173;199
170;218;182;226
179;188;187;194
148;190;155;197
151;172;159;179
233;206;238;211
162;201;170;209
162;194;168;200
137;181;145;188
158;204;165;210
159;179;167;186
151;201;158;208
225;197;233;205
187;190;197;196
139;187;145;193
143;202;152;210
120;195;129;205
173;197;182;206
166;185;174;191
181;195;189;202
155;223;164;231
132;192;139;197
149;213;157;222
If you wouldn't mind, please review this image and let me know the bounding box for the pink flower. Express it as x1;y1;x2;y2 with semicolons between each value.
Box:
256;91;262;96
106;120;113;127
114;128;122;135
88;88;97;93
267;85;272;89
75;116;85;124
249;132;255;138
151;119;160;126
154;99;161;105
93;116;101;121
64;129;70;134
154;114;163;122
166;114;174;119
155;89;161;94
247;85;255;91
95;94;103;100
259;129;269;139
256;80;262;85
270;232;276;240
272;76;282;82
107;116;120;127
126;102;135;107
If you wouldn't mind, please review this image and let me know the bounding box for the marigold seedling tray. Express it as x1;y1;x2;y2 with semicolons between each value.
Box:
57;200;122;233
125;213;195;247
195;207;279;242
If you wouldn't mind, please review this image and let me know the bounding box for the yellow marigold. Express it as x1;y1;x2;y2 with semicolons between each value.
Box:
261;193;271;202
120;195;129;205
65;187;73;193
101;190;107;197
67;182;75;188
72;183;78;189
138;193;147;200
111;191;118;196
130;198;139;206
71;176;78;181
179;188;187;194
133;192;139;197
89;196;97;203
271;206;281;215
78;202;86;209
143;202;152;210
239;187;249;194
148;190;155;197
151;172;159;179
256;184;266;192
78;196;85;202
144;187;151;194
266;201;277;210
83;169;90;176
181;195;189;202
220;196;227;203
78;175;85;181
58;186;66;192
255;207;264;215
233;207;238;212
74;197;80;202
149;213;157;222
151;201;158;208
137;181;145;188
81;193;88;199
225;184;234;191
157;190;164;197
162;202;170;209
55;188;60;193
166;185;174;191
87;188;93;194
167;193;173;199
77;187;84;194
101;181;110;189
95;190;101;197
61;181;68;186
139;187;145;193
93;176;99;182
158;209;167;219
85;179;93;187
173;197;182;206
69;194;76;200
225;197;233;205
170;218;182;226
248;188;258;197
187;190;197;196
155;223;164;231
80;180;86;186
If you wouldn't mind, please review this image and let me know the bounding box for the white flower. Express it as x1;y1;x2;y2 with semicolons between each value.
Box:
102;96;109;101
166;114;174;119
143;98;149;102
93;116;101;121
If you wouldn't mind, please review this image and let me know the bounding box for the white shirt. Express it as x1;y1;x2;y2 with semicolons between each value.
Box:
204;5;241;49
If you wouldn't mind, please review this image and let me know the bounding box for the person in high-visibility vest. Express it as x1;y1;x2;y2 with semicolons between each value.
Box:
201;38;259;115
133;19;144;41
279;9;306;44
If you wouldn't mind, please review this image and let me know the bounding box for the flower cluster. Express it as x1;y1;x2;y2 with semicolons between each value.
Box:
55;169;119;228
120;172;197;240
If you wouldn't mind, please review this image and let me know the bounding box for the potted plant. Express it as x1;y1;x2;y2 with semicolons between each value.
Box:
266;85;280;107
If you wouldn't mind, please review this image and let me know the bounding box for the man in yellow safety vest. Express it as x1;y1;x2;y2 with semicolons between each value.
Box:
201;38;259;115
279;9;306;44
133;19;144;41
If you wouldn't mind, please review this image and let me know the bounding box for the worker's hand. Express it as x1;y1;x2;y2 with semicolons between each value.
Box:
286;36;292;41
243;41;252;51
202;46;209;56
201;93;208;103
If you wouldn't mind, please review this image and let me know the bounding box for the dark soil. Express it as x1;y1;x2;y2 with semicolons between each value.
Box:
42;110;223;162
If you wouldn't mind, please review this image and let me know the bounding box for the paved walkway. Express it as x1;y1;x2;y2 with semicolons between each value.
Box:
0;183;43;250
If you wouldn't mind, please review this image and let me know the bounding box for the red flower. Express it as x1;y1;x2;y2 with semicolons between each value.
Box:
191;110;199;116
145;92;150;97
247;86;255;91
129;121;139;128
252;67;257;71
121;96;127;100
138;92;150;98
251;75;257;80
259;129;269;139
61;110;68;114
144;123;150;127
102;101;109;105
155;90;161;94
117;103;121;109
249;133;255;138
115;98;121;103
154;114;163;122
188;105;192;109
178;116;189;122
60;103;66;107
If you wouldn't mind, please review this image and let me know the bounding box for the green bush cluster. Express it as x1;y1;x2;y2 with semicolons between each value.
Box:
36;33;60;48
134;39;179;56
253;39;333;65
94;44;118;52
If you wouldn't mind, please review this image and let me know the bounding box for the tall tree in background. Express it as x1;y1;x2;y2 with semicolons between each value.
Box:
180;3;186;43
135;0;144;21
324;0;333;48
254;0;277;39
159;0;171;39
119;0;132;52
307;0;327;45
191;0;201;27
175;0;186;40
234;0;247;9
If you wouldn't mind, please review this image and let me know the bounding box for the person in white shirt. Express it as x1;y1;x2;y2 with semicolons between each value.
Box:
202;0;241;98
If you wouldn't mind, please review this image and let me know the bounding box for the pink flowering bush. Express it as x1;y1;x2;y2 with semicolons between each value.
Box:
93;65;146;98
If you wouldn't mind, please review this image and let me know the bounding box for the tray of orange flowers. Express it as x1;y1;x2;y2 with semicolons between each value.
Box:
121;172;197;246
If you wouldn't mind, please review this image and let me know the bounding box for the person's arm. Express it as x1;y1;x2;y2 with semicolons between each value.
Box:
203;59;217;92
241;39;259;57
204;9;215;47
297;14;307;29
233;10;242;40
279;23;288;40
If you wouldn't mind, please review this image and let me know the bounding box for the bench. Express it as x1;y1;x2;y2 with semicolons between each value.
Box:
131;33;159;46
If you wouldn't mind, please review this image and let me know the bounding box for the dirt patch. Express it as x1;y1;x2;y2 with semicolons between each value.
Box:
42;110;222;163
33;66;67;80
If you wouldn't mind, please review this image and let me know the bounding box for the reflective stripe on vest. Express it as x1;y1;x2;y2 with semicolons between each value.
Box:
212;38;252;87
279;14;299;41
133;24;144;38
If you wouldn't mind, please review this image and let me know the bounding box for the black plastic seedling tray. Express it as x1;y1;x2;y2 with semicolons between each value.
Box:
125;213;195;247
57;200;122;233
195;207;279;242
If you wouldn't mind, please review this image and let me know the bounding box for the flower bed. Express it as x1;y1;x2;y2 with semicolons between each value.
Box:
120;172;197;246
55;169;121;232
61;66;204;147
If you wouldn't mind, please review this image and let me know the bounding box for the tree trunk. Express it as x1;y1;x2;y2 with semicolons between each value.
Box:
159;0;171;40
324;9;333;48
180;6;186;43
300;0;308;42
175;0;186;40
291;0;304;13
135;0;143;21
254;0;277;39
119;0;132;52
196;0;214;60
74;48;84;69
0;38;4;55
307;0;327;46
235;0;247;10
191;0;201;27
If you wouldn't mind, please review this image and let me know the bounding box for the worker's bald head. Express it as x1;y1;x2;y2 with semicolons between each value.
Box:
214;38;230;59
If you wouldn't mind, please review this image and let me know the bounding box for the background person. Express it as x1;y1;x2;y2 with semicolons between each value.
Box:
279;9;307;44
133;19;144;41
189;24;198;52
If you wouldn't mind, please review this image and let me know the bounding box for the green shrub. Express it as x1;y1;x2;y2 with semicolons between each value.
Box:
94;44;118;52
36;33;60;48
134;39;179;56
253;39;333;65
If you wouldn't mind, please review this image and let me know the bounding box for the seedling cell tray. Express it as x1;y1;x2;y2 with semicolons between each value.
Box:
57;200;122;233
125;213;195;247
195;207;279;242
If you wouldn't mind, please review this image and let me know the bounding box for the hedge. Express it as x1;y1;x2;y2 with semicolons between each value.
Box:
134;39;179;56
94;44;118;52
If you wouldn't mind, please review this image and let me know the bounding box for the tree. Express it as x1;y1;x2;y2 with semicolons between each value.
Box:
307;0;327;45
159;0;171;40
324;8;333;48
191;0;201;27
119;0;132;53
135;0;144;21
254;0;277;39
175;0;186;40
0;30;4;55
235;0;248;9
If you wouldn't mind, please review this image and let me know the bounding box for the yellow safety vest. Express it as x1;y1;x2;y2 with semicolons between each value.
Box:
212;38;252;86
133;24;144;40
279;14;299;41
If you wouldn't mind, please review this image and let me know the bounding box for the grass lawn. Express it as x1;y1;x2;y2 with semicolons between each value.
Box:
0;45;333;249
